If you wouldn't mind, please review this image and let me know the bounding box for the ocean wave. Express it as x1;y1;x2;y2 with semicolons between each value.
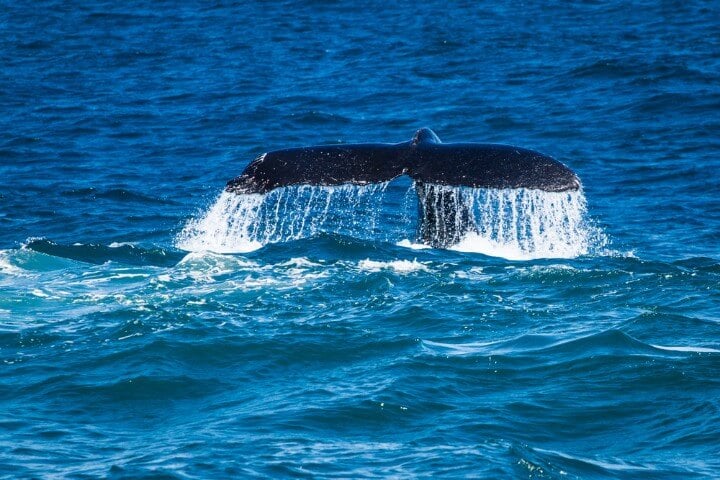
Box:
59;187;178;205
0;250;26;276
511;442;710;479
2;0;719;477
23;239;183;267
421;329;719;361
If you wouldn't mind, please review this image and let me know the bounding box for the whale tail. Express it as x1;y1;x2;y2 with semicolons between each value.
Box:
225;129;581;247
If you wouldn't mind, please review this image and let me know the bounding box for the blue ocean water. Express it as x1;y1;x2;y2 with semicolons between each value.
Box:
1;0;719;477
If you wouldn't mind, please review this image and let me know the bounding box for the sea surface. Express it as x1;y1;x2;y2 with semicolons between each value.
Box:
1;1;719;478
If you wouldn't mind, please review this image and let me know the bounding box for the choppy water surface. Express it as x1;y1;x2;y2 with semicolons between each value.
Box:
1;1;719;478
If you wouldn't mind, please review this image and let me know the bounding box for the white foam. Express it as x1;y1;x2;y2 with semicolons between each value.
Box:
652;344;720;353
396;239;431;250
108;241;136;248
453;266;491;281
168;251;259;283
0;250;25;276
451;235;532;260
277;257;323;268
358;259;429;273
177;251;258;268
109;273;150;280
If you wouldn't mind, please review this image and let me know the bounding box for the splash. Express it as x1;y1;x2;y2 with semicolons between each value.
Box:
177;181;604;259
415;185;602;260
176;183;391;253
357;259;429;273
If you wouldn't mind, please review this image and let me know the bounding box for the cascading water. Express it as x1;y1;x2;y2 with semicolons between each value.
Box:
176;183;393;253
416;184;603;260
177;180;604;259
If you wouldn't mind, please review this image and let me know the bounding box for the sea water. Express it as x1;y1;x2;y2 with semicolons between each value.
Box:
1;1;719;478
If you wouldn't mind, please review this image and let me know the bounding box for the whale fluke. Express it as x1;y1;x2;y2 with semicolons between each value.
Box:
225;129;581;247
227;128;579;194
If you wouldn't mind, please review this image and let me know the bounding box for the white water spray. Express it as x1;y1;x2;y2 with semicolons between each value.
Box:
435;186;601;260
177;181;604;259
176;183;391;253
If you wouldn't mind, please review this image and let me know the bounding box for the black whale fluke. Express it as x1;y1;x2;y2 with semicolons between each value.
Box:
226;128;580;194
225;129;581;248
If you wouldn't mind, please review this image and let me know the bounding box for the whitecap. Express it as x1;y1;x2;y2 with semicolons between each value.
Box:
652;344;720;353
108;241;136;248
0;250;25;276
396;239;431;250
358;259;429;273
